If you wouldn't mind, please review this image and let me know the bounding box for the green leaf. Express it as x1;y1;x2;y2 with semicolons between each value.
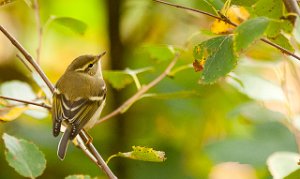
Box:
205;0;223;11
51;16;88;35
103;70;133;90
269;34;294;52
65;175;93;179
193;1;219;15
0;0;17;6
266;20;293;38
141;44;175;62
107;146;166;164
3;133;46;178
267;152;300;179
234;17;269;52
231;0;259;6
253;0;283;19
193;35;237;84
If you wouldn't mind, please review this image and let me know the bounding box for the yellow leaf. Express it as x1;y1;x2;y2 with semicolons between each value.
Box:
211;6;250;34
0;107;28;122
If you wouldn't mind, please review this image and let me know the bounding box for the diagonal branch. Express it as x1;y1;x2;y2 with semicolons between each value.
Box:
153;0;300;61
98;52;180;124
0;24;117;179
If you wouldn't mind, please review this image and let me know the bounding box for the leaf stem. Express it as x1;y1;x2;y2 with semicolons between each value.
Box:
168;64;193;77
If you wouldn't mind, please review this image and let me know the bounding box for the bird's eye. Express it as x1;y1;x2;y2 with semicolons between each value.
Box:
88;63;94;68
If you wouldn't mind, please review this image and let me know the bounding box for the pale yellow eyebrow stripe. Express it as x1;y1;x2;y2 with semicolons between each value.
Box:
75;58;98;72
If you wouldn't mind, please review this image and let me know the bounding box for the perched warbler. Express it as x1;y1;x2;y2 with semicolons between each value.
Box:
52;52;107;160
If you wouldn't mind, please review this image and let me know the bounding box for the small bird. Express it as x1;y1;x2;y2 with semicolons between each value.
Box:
52;52;107;160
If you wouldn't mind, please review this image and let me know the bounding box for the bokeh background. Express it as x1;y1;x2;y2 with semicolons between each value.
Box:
0;0;299;178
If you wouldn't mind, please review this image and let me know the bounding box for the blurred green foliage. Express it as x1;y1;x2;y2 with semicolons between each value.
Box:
0;0;300;179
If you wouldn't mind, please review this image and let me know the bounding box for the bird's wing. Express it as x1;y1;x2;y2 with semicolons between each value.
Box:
56;93;105;139
52;91;63;137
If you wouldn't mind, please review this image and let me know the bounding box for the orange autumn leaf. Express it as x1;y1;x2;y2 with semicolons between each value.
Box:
193;45;208;72
193;60;203;72
211;6;250;34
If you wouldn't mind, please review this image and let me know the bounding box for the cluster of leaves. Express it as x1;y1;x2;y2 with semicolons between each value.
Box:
190;0;300;178
183;0;300;179
193;0;297;84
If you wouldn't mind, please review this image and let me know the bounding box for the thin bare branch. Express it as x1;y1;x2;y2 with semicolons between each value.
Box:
0;25;54;92
261;38;300;61
153;0;224;21
33;0;43;63
98;52;180;124
0;95;51;109
153;0;300;61
16;54;32;72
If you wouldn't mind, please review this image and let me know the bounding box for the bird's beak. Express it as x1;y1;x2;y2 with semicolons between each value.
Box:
96;51;106;61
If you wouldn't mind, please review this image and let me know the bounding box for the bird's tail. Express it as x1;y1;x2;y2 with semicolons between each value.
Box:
57;127;71;160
